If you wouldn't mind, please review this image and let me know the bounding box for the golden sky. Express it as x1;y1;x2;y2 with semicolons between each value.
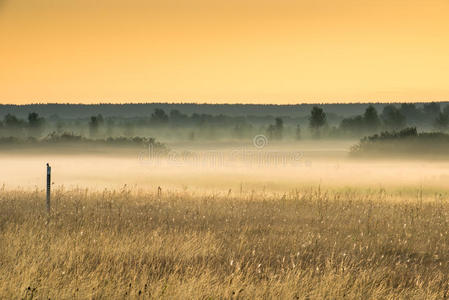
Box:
1;0;449;104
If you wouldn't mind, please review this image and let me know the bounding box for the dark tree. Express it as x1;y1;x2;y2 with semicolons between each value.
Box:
267;117;284;140
309;106;327;138
363;105;380;132
339;106;380;136
4;114;23;128
169;109;189;126
275;117;284;140
28;112;43;126
340;115;365;135
151;108;169;125
89;114;104;137
2;114;25;136
381;105;406;130
399;103;422;124
27;112;45;137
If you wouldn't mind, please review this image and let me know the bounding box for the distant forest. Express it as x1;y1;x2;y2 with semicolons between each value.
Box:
0;102;448;141
0;103;393;119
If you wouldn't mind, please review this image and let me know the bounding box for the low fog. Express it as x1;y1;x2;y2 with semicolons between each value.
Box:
2;140;449;193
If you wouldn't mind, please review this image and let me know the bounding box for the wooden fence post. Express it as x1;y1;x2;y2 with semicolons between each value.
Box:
46;163;51;213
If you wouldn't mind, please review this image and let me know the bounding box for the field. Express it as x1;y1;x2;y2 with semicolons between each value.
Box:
2;187;449;299
2;142;449;299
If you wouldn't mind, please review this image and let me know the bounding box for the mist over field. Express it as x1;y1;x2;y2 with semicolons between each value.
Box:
2;140;449;192
3;104;449;298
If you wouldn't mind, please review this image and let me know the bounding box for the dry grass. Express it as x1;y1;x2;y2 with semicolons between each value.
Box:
1;186;449;299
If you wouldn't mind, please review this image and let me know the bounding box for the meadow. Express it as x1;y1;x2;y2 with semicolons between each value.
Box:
2;185;449;299
2;142;449;299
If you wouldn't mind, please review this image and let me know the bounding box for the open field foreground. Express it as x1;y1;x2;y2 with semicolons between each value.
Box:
2;187;449;299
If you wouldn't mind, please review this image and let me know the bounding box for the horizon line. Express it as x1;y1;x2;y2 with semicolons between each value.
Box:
1;100;449;106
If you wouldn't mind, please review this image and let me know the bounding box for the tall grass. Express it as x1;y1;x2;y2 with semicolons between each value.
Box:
1;187;449;298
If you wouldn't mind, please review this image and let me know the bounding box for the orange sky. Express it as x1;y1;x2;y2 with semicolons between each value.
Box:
1;0;449;104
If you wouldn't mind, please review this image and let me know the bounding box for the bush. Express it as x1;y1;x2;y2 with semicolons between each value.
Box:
351;127;449;157
0;133;169;154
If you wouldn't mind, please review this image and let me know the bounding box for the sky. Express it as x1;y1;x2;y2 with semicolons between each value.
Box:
1;0;449;104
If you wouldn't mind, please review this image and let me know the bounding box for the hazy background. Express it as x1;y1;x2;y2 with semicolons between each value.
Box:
2;144;449;192
1;0;449;103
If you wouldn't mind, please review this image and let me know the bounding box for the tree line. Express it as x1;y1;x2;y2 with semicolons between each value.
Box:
1;103;449;140
308;103;449;138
